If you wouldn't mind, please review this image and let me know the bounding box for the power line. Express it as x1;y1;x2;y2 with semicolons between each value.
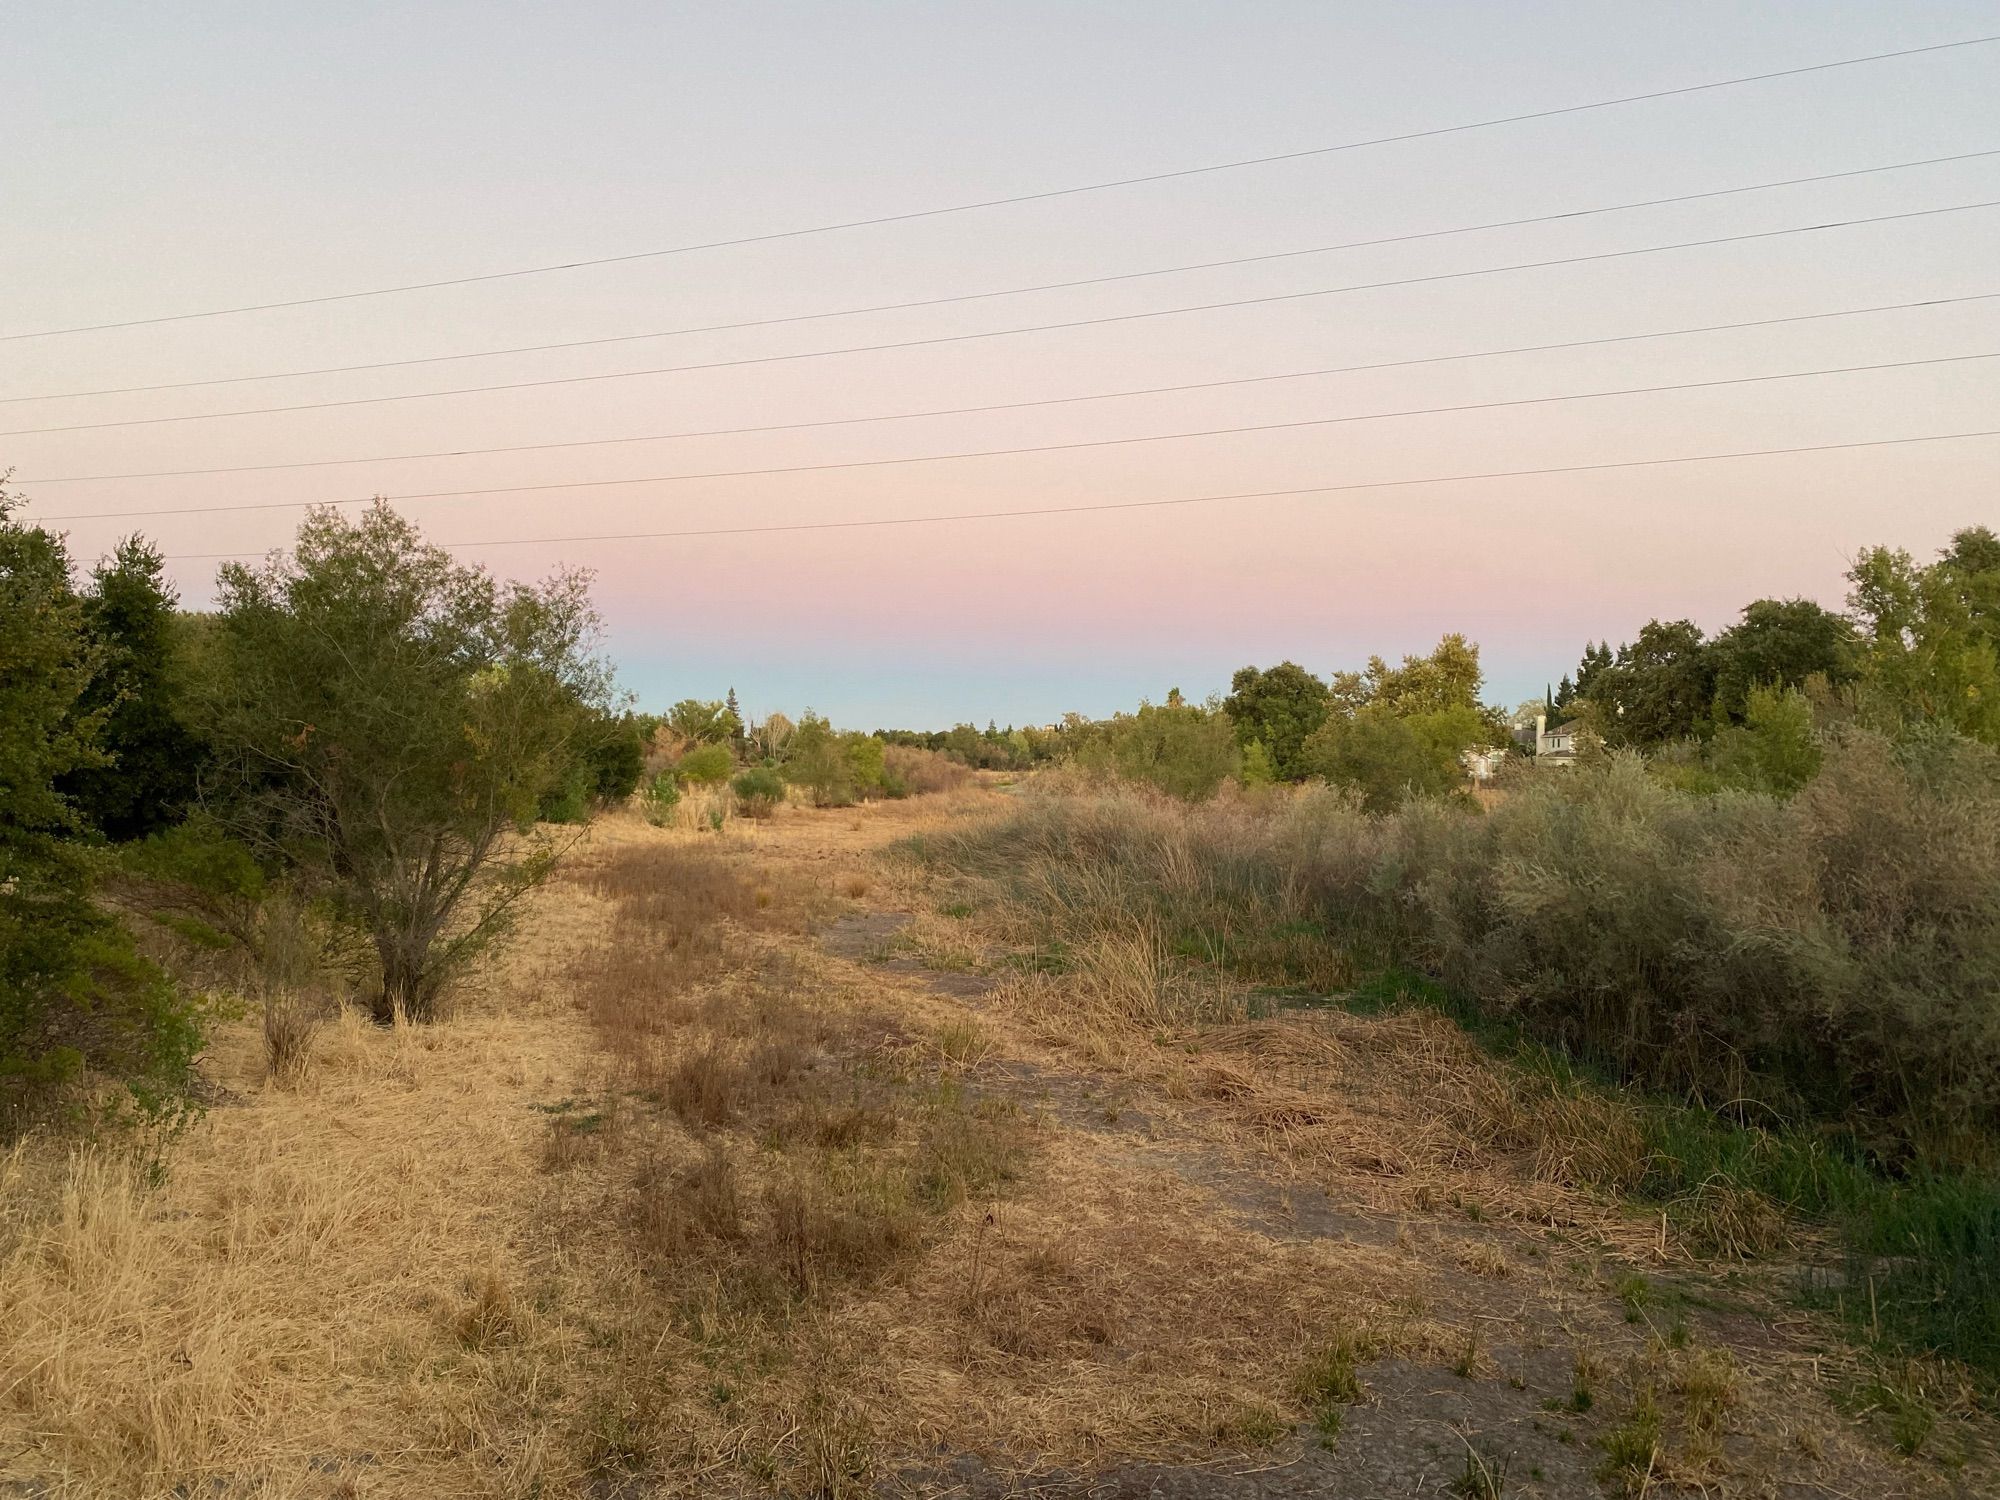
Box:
156;426;2000;561
11;147;1995;406
40;350;1999;525
8;198;1994;440
18;291;1997;485
7;31;1994;344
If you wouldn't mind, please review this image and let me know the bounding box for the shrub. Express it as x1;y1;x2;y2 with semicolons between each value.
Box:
881;744;969;798
1303;705;1485;812
1073;696;1240;801
677;743;735;785
732;767;787;818
783;714;855;807
638;772;682;827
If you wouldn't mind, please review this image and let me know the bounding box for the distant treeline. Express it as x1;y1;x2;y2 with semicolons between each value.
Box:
1027;525;2000;808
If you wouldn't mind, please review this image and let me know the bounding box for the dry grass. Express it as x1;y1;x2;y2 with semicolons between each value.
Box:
2;790;1982;1498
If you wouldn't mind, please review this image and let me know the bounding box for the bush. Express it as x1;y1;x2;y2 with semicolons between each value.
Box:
677;742;735;785
881;744;971;798
913;756;2000;1376
732;767;787;818
1303;705;1485;812
1073;697;1240;801
782;713;855;807
638;771;682;827
1411;734;2000;1156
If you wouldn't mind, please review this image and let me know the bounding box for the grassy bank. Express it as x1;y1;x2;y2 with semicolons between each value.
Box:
903;759;2000;1388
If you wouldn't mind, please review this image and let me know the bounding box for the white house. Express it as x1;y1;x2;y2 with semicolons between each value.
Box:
1462;745;1511;782
1534;713;1581;765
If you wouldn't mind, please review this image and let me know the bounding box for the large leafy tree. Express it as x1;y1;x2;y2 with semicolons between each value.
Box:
203;504;612;1021
1848;526;2000;742
1305;635;1502;809
1707;597;1854;725
666;697;743;746
1584;619;1715;747
58;537;205;841
1331;634;1490;720
1223;661;1329;780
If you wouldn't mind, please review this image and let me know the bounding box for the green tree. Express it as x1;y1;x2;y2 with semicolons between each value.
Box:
1239;740;1276;789
843;731;887;794
1586;620;1715;747
202;504;611;1022
58;538;205;841
1848;526;2000;742
1;493;197;1126
1080;697;1240;801
667;697;743;745
1303;704;1484;812
1223;661;1329;779
1707;598;1854;725
1707;684;1821;794
782;711;856;806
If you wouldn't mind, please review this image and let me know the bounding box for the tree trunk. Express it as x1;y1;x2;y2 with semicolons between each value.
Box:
373;933;440;1024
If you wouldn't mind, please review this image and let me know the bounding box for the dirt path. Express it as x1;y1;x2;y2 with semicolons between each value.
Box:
618;788;1979;1499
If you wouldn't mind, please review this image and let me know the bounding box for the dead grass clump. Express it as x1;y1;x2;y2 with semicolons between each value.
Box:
261;989;330;1087
635;1144;745;1260
934;1018;991;1070
967;1238;1121;1357
665;1040;744;1126
1668;1177;1792;1259
766;1163;925;1294
455;1264;517;1349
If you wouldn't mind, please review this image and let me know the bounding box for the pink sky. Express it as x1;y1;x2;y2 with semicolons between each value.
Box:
6;3;1998;724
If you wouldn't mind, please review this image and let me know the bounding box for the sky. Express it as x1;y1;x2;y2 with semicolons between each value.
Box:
5;2;1998;727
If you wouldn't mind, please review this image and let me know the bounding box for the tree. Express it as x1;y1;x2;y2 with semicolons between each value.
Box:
1561;642;1614;710
1585;620;1715;747
58;538;205;841
1079;697;1240;801
752;711;795;762
1707;598;1854;725
202;505;611;1022
667;697;742;746
1;492;197;1126
1707;684;1820;794
1239;740;1276;788
782;711;856;806
1302;704;1485;812
1223;661;1329;780
1848;526;2000;742
724;686;748;753
1348;634;1486;717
